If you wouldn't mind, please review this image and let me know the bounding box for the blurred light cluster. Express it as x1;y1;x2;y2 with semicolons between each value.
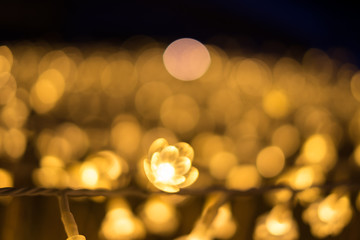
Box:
1;37;360;239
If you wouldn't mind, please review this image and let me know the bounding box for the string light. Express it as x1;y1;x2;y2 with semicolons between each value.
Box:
1;38;360;239
143;138;199;193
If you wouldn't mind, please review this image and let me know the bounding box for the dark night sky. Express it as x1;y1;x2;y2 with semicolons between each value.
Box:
1;0;360;63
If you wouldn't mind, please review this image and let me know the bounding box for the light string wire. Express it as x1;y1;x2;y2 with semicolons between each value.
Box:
1;181;360;198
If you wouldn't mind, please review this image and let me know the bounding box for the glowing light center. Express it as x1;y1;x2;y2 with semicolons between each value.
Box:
156;163;175;183
81;165;99;187
266;218;291;236
318;203;336;222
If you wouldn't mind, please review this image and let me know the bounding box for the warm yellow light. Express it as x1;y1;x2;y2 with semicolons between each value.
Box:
256;146;285;178
293;166;314;189
156;163;176;183
266;218;291;236
303;193;353;238
263;90;290;119
226;164;261;190
141;196;178;235
209;152;237;180
254;205;298;240
163;38;211;81
80;163;99;188
144;138;198;193
303;134;327;163
0;72;17;105
318;202;336;222
30;69;65;113
0;168;13;187
271;124;300;157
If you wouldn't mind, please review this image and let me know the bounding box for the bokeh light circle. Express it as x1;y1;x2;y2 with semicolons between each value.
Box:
163;38;211;81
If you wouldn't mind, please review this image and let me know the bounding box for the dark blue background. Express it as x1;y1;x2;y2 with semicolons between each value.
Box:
1;0;359;63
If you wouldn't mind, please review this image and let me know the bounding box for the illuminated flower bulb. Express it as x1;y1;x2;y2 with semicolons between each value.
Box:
254;205;298;240
100;198;145;240
77;151;129;189
163;38;211;81
303;193;352;238
208;203;237;239
144;138;199;193
299;134;336;172
140;196;178;235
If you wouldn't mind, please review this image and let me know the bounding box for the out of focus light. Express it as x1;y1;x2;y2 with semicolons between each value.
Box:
303;193;352;238
209;152;237;180
271;125;300;157
226;164;261;190
80;162;99;188
0;168;13;188
256;146;285;178
254;205;298;240
30;69;65;113
140;196;178;235
263;90;290;119
144;138;199;193
163;38;211;81
100;198;145;240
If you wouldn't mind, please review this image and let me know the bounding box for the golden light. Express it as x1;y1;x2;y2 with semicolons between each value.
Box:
232;58;271;96
163;38;211;81
160;94;200;135
30;69;65;113
300;134;336;171
140;196;179;235
3;128;27;160
1;97;29;128
209;203;237;239
111;116;142;160
254;205;298;240
256;146;285;178
80;162;99;188
303;193;352;238
226;164;261;190
209;151;238;180
0;168;13;204
1;37;360;239
0;72;17;105
144;138;199;193
100;198;145;240
0;168;13;188
0;45;13;73
271;124;300;157
263;90;290;119
350;71;360;101
353;145;360;167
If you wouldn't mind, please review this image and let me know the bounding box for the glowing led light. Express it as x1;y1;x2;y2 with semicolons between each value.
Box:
144;138;198;193
266;218;291;236
256;146;285;178
80;164;99;188
156;163;175;183
303;193;353;238
163;38;211;81
318;202;336;222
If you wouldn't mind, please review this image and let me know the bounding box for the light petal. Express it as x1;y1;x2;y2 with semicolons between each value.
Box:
160;146;179;163
179;167;199;188
174;142;194;161
150;152;162;173
170;175;186;185
144;159;156;183
153;181;180;193
148;138;168;160
174;156;192;176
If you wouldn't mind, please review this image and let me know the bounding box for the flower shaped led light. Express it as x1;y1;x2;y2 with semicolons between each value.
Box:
144;138;199;193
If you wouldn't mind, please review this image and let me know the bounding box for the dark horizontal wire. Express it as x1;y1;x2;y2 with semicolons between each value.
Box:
0;181;359;198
